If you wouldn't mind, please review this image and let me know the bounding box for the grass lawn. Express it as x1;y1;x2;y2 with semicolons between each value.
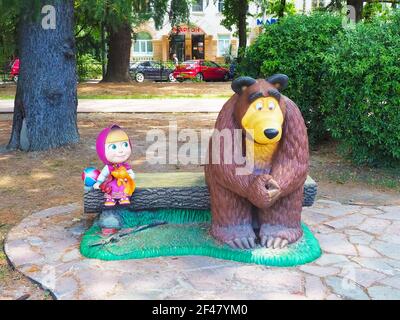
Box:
0;112;399;299
0;82;232;100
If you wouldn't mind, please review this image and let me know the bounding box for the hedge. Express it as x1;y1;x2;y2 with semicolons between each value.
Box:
322;12;400;166
238;12;344;145
240;11;400;166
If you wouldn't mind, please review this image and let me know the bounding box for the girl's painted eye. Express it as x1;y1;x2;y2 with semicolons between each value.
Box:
255;102;263;111
123;142;129;148
108;144;117;150
268;102;276;110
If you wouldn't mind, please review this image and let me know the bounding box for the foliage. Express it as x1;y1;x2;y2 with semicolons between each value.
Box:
266;0;297;17
0;0;43;66
77;54;102;81
220;0;250;31
321;12;400;166
238;12;344;144
363;0;391;21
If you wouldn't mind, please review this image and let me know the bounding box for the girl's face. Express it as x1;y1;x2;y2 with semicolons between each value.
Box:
105;140;131;164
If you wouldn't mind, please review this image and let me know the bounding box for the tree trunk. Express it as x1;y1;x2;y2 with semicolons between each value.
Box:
102;23;132;82
347;0;364;22
8;0;79;151
83;176;318;213
237;0;249;61
279;0;287;17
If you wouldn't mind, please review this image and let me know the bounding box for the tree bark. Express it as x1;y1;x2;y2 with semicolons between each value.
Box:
7;0;79;151
102;23;132;82
347;0;364;22
237;0;249;61
279;0;287;17
83;182;318;213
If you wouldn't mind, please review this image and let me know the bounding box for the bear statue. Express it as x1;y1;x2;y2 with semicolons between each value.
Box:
204;75;309;250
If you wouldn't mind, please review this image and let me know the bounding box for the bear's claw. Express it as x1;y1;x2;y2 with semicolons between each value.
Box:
227;237;256;250
212;224;256;250
261;236;288;249
259;224;302;249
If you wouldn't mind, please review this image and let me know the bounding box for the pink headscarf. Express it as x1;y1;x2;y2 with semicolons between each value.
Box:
96;124;132;165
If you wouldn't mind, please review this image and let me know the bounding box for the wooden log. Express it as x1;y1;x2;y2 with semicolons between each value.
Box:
84;172;317;214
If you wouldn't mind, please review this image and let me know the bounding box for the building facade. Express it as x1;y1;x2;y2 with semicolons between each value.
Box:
131;0;313;64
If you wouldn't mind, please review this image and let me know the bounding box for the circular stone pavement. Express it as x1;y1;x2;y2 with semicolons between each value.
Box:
5;201;400;300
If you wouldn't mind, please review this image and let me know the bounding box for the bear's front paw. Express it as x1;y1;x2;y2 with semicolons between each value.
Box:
259;224;303;249
247;175;281;209
211;224;256;250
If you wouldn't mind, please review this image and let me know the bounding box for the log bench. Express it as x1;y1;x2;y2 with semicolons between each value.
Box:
84;172;317;214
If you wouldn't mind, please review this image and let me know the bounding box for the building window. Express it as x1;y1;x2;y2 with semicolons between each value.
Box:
192;0;203;12
133;32;153;56
218;0;224;12
217;35;230;56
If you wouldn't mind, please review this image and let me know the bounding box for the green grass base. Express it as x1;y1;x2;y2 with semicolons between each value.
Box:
80;209;321;267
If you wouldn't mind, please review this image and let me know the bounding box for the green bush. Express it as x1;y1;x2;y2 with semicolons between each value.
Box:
322;12;400;166
77;54;102;82
238;13;344;144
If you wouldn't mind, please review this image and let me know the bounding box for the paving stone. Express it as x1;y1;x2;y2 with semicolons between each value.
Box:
345;229;365;236
325;276;369;300
375;207;400;221
61;248;82;263
370;240;400;260
316;233;358;256
26;236;44;246
356;245;381;258
377;206;400;215
304;275;328;300
378;275;400;290
301;210;331;226
184;267;237;292
349;233;374;245
339;267;386;288
357;218;391;235
300;265;340;277
368;285;400;300
351;257;396;275
233;267;304;295
315;254;350;266
358;207;384;216
309;206;359;218
378;223;400;244
5;201;400;300
325;293;341;300
324;213;365;230
315;199;343;206
55;276;79;300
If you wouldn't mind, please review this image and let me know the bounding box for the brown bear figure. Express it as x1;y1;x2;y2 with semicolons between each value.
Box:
204;75;309;250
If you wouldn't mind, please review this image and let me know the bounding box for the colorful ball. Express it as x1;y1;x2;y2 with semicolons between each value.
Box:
82;167;100;187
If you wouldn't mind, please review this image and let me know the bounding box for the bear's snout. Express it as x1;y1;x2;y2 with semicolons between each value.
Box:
264;129;279;139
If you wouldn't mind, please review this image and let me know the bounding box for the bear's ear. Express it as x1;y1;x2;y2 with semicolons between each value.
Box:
266;74;289;91
231;76;256;95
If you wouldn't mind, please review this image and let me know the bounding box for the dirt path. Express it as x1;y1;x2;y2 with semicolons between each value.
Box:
0;112;399;299
0;82;232;98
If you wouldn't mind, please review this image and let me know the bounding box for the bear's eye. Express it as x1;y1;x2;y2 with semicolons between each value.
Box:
255;102;263;111
268;102;276;110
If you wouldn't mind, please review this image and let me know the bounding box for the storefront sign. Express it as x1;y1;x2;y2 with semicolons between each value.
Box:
256;18;278;26
171;26;203;34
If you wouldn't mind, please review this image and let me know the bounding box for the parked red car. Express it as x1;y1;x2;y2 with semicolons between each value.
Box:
10;58;19;83
173;60;229;82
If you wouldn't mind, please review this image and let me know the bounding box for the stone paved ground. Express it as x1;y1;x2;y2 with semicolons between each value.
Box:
4;200;400;300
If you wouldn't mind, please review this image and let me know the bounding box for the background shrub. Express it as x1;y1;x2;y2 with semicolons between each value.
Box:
77;54;102;82
238;12;344;145
322;12;400;166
